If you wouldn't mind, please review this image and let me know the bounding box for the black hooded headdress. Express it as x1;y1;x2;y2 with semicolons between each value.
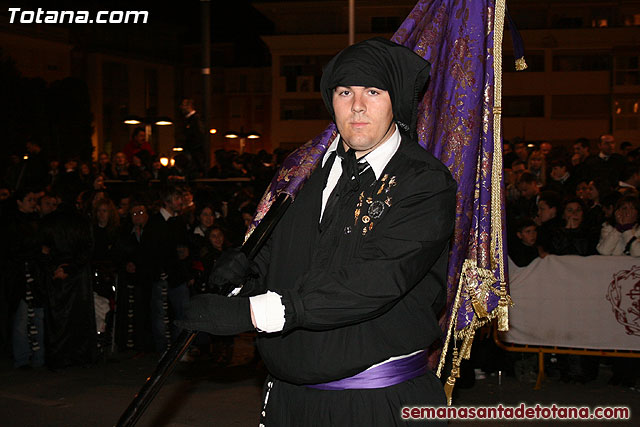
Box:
320;37;431;139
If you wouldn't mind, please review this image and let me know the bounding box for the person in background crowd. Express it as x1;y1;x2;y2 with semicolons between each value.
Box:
123;127;155;163
112;152;131;180
586;134;626;186
179;98;205;175
506;159;526;202
545;158;576;197
148;186;188;353
513;140;529;164
79;162;94;190
619;141;633;157
113;201;155;352
535;191;563;257
527;150;546;187
46;159;62;190
2;188;45;368
571;137;593;182
96;152;114;179
616;161;640;196
91;198;120;268
510;172;540;222
597;195;640;256
574;179;591;204
583;177;613;233
509;218;539;267
600;191;623;225
38;192;59;218
540;141;552;158
546;198;597;256
40;209;96;369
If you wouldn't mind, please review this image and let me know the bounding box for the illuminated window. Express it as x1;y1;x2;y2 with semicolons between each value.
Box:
613;96;640;130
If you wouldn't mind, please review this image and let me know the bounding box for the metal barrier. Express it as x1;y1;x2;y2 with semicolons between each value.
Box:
493;322;640;390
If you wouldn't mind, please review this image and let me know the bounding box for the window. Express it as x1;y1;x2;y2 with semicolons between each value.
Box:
102;62;129;153
614;96;640;130
552;95;609;119
280;99;328;120
280;55;333;93
503;96;544;117
509;8;547;29
552;54;610;71
615;55;640;86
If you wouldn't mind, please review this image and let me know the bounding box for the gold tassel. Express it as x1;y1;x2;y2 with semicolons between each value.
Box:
459;332;476;361
496;281;512;331
471;292;489;319
515;57;528;71
443;348;461;405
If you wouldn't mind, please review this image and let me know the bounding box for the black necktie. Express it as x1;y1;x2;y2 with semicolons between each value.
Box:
320;143;371;230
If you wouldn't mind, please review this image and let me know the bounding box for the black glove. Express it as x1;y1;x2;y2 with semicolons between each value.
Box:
209;248;256;296
174;294;254;336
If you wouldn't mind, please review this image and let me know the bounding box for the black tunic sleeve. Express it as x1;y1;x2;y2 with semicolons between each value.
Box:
280;167;456;331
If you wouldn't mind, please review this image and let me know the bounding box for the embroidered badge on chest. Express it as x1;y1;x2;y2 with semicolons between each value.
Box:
368;201;384;219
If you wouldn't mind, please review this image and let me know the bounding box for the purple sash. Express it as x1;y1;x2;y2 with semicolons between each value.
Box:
306;351;428;390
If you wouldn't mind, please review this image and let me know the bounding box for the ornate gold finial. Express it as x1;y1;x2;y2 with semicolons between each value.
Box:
515;57;528;71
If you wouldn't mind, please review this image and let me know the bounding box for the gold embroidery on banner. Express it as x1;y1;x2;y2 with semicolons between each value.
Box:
439;1;511;406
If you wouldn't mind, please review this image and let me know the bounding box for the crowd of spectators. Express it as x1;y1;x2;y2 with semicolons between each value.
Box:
0;138;285;370
503;134;640;388
2;132;638;390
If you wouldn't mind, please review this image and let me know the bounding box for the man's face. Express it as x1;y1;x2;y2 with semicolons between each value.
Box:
514;143;528;159
166;194;183;214
599;135;615;156
134;131;146;145
511;163;526;179
540;142;552;156
573;143;589;159
131;205;148;227
518;181;538;199
332;86;395;157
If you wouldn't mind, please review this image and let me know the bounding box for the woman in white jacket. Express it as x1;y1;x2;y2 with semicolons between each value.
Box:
597;195;640;256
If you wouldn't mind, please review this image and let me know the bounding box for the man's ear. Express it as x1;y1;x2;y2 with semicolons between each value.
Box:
516;231;523;240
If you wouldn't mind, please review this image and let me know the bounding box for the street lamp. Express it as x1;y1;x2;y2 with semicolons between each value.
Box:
223;128;261;154
123;116;174;143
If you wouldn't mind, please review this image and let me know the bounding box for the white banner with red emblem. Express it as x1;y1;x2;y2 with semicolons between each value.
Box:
501;255;640;351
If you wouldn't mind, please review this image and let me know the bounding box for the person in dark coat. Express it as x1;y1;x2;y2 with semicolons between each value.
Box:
1;188;45;368
39;209;97;369
179;38;455;425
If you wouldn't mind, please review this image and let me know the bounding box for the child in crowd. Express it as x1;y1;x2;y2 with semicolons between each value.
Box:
597;195;640;256
510;218;539;267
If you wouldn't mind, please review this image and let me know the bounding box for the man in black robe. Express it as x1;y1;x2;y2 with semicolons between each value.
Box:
180;38;456;425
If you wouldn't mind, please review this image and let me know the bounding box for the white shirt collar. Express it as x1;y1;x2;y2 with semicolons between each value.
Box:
321;124;401;180
159;207;175;221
